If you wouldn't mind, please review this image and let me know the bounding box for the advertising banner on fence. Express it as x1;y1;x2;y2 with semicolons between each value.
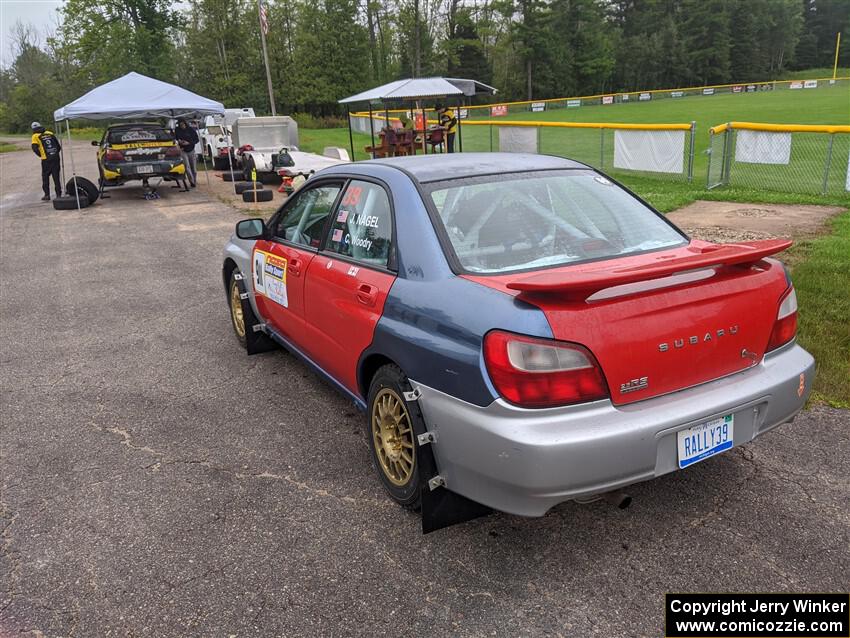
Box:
622;94;630;101
703;88;715;95
804;79;818;88
639;92;651;101
490;105;508;117
846;151;850;191
458;108;468;119
567;99;581;108
613;129;685;174
671;91;684;98
602;95;614;105
531;102;545;112
732;85;743;93
735;130;792;165
499;126;538;154
790;81;803;89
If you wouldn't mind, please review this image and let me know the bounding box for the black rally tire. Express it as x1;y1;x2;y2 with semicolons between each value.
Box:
234;181;264;194
366;364;429;510
52;193;90;210
65;176;99;203
221;170;241;182
242;189;273;202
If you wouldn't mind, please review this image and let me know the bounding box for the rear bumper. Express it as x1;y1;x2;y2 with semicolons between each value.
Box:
412;343;814;516
102;160;185;181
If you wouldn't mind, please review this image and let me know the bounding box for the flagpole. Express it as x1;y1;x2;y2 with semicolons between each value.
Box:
258;0;277;116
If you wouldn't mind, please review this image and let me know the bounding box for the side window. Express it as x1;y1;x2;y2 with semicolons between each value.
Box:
324;180;393;268
273;183;342;248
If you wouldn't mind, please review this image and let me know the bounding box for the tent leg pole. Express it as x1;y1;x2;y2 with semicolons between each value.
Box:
56;119;66;187
368;105;375;158
66;121;81;210
347;112;355;162
457;99;463;152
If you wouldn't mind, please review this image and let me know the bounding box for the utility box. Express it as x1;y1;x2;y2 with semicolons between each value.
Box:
233;116;299;152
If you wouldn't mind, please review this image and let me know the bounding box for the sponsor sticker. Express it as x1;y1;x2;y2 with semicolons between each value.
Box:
252;249;288;308
336;209;349;223
332;229;343;243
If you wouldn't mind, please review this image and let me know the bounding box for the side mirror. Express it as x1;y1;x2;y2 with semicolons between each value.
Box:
235;218;266;240
91;140;99;146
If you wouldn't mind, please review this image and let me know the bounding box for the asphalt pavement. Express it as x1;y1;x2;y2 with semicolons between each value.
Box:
1;143;848;637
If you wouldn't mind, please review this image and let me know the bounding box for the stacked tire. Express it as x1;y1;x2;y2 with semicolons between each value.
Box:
54;176;99;210
242;189;273;202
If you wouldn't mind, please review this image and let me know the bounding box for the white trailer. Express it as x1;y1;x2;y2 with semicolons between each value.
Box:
201;108;255;169
232;116;300;179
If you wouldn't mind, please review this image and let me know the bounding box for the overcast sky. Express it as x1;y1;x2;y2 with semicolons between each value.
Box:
1;0;64;66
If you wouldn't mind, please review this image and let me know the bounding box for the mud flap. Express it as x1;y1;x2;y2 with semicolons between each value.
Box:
416;430;491;533
421;484;492;534
233;273;277;355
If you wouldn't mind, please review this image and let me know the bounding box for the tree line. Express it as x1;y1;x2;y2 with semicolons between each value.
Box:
1;0;848;132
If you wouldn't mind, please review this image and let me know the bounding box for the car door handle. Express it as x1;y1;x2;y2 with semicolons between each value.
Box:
289;258;301;276
356;283;377;306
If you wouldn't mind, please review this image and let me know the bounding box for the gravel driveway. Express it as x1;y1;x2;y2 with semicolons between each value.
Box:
2;143;848;637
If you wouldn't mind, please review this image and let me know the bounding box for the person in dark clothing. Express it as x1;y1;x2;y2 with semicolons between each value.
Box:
175;119;199;187
31;121;62;201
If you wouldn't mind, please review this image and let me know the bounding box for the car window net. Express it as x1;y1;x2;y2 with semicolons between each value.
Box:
428;171;685;274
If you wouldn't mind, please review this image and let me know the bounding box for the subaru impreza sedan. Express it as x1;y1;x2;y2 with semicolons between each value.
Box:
222;153;814;530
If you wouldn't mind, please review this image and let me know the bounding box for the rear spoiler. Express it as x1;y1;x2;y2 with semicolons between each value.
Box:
506;239;792;299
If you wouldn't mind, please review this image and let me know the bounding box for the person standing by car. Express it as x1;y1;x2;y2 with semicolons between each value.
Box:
175;119;199;187
30;122;62;201
437;105;458;153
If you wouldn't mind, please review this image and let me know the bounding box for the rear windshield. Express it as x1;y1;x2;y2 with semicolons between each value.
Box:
426;170;687;274
108;127;173;144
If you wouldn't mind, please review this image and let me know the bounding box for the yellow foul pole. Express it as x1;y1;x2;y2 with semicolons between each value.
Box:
833;32;841;80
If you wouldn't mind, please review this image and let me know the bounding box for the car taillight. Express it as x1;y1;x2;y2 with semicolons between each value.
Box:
483;330;609;408
105;149;124;161
766;287;798;352
165;146;181;157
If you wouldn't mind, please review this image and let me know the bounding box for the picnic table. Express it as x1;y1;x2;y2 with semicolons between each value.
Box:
365;126;447;158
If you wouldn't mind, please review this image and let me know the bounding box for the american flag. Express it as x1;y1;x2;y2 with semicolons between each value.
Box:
259;0;269;35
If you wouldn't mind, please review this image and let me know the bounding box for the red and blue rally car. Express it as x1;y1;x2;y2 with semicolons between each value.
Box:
222;153;814;529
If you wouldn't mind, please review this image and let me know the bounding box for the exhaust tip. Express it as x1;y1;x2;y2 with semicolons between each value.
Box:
602;490;632;510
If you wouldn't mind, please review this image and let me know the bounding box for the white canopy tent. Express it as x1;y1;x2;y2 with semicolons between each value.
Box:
54;72;224;121
53;72;226;206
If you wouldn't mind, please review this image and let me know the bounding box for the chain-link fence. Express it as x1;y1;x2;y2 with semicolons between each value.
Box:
457;121;697;182
707;123;850;196
462;77;850;120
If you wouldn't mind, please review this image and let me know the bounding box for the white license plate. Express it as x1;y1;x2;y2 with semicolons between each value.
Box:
137;165;154;174
677;415;734;468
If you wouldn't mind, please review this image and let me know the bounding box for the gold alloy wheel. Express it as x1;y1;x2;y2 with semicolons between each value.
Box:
230;281;246;338
371;388;415;486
